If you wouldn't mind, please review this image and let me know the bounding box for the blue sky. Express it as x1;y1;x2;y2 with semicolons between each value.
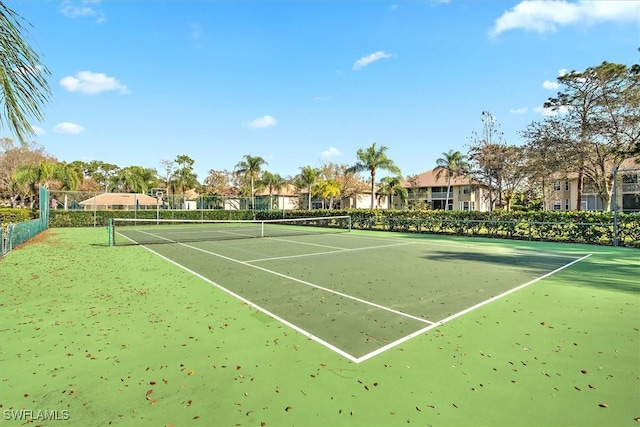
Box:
8;0;640;181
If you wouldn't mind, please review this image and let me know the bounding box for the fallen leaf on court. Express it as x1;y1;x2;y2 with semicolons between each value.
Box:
285;406;292;412
188;370;195;376
416;406;422;412
146;389;153;400
598;403;609;408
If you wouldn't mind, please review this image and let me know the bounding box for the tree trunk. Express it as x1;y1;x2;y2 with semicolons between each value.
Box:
446;176;452;211
370;170;376;209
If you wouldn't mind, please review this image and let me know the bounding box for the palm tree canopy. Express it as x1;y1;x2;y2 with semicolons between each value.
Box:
234;155;267;195
351;143;401;177
350;143;401;209
435;150;469;181
0;3;51;143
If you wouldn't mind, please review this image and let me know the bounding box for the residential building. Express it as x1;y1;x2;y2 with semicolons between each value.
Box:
401;169;489;212
547;159;640;212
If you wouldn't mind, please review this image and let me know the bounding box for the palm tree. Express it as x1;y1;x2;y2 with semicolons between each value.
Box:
234;155;267;209
379;175;408;209
260;171;287;210
11;160;57;207
296;166;320;210
350;143;401;209
315;179;341;209
0;3;51;143
54;162;82;191
435;150;469;210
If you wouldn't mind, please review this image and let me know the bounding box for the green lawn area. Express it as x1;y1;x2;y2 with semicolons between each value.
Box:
1;227;638;426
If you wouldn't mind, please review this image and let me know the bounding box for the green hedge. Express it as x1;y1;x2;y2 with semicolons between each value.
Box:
37;208;640;248
0;208;38;225
257;209;639;247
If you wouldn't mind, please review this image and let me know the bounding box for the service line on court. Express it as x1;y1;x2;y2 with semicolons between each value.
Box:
245;241;418;263
354;253;593;363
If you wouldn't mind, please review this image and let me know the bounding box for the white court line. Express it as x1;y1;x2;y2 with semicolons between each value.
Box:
353;253;593;363
245;241;417;263
263;237;345;250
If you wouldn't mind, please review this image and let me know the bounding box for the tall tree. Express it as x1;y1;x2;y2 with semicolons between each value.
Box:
234;155;267;209
520;118;570;208
468;111;508;211
319;162;368;207
260;171;287;209
295;165;320;210
171;155;198;207
379;175;408;209
11;159;57;207
0;2;51;143
545;62;640;210
0;137;51;205
350;143;401;209
434;150;469;210
314;179;341;209
203;169;238;196
113;165;158;194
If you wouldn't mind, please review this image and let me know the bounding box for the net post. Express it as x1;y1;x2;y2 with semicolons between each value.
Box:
348;215;352;232
107;218;115;247
261;220;265;238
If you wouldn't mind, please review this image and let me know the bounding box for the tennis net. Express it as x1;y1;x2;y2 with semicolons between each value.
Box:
107;215;351;246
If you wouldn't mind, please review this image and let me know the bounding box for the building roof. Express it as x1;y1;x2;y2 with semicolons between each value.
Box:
79;193;159;206
401;168;477;188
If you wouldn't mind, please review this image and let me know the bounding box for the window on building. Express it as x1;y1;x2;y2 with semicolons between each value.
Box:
554;180;561;191
565;199;570;210
459;201;470;211
459;186;470;195
565;181;570;191
553;200;562;210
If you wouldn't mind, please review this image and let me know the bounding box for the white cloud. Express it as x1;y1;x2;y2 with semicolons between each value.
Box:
491;0;639;36
60;71;129;95
535;105;571;116
31;126;45;136
54;122;85;134
61;0;105;23
321;147;342;158
353;51;393;71
543;69;569;90
244;115;277;129
509;107;528;114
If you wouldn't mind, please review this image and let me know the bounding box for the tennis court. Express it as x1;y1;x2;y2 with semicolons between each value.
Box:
110;216;590;363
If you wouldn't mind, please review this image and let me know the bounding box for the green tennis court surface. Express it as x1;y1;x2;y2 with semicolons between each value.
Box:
115;226;590;362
